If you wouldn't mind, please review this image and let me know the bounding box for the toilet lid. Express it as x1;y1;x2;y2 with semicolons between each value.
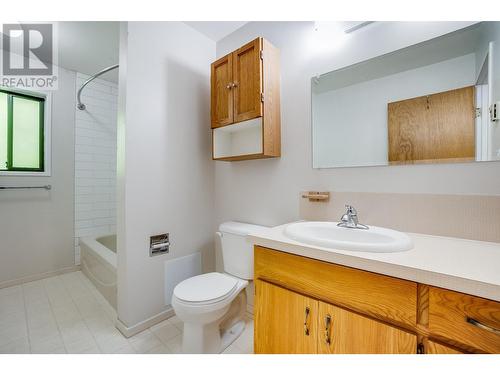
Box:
173;272;238;303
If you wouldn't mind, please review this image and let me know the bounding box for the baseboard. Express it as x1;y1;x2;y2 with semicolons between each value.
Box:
115;307;175;338
0;265;81;289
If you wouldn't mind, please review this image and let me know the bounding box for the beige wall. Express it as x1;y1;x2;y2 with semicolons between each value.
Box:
0;67;76;286
117;22;216;328
214;22;500;272
301;192;500;243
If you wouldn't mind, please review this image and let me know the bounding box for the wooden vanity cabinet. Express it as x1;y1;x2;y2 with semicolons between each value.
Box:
254;246;500;354
427;340;464;354
255;279;417;354
211;37;281;161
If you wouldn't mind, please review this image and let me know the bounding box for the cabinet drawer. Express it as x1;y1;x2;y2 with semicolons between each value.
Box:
255;246;417;328
429;287;500;353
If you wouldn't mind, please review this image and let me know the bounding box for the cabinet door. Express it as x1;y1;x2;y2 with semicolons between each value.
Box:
211;53;233;128
318;302;417;354
232;38;263;123
255;280;318;354
427;340;464;354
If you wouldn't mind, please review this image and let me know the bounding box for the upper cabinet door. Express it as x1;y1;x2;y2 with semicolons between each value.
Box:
232;38;263;123
211;53;233;128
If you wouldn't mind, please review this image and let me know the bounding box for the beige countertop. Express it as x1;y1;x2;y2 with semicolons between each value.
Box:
248;223;500;302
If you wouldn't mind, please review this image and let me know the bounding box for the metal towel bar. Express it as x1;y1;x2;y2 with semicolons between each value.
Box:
0;185;51;190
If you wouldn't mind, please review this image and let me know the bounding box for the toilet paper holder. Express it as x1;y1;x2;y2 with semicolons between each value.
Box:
150;233;170;256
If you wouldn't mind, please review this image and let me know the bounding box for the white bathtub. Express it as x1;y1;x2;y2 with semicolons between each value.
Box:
80;234;117;309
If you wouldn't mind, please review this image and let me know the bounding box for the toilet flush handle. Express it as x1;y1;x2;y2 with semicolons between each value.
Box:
216;232;223;239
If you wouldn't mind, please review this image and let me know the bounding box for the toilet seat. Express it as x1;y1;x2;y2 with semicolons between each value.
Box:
173;272;239;305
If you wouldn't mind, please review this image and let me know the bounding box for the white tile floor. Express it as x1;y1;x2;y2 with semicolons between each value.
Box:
0;271;253;354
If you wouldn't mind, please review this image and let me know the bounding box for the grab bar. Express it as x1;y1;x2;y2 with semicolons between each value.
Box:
0;185;51;190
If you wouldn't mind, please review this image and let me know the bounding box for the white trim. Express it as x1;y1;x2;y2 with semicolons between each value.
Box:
115;307;175;338
480;84;490;161
0;265;81;289
488;41;495;159
0;87;52;176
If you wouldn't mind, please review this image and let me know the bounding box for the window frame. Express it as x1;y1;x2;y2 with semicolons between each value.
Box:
0;88;51;176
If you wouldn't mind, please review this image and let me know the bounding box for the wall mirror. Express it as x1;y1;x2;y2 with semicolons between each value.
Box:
312;22;500;168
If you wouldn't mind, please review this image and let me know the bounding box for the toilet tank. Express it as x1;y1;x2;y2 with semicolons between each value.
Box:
218;221;268;280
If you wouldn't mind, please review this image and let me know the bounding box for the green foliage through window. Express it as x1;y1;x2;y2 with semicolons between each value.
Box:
0;89;45;172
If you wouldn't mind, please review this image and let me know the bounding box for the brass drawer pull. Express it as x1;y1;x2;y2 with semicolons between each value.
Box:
466;317;500;335
324;314;332;344
304;307;310;336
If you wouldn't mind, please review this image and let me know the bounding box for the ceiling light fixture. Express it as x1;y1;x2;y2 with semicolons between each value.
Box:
343;21;375;34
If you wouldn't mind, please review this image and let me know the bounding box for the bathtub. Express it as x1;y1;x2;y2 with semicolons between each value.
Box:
80;234;117;309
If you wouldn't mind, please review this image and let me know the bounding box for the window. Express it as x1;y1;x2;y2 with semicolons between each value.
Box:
0;89;45;172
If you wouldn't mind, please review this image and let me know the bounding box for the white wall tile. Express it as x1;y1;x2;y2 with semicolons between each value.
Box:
74;72;118;264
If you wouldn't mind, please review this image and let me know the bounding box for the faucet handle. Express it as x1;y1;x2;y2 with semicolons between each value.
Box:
345;204;357;215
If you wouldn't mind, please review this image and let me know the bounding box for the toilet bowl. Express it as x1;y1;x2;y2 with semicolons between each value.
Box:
171;221;267;354
172;272;248;353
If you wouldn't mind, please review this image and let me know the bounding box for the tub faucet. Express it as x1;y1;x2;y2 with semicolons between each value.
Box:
337;205;369;230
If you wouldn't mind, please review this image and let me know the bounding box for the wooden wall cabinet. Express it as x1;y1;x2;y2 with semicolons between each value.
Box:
211;38;281;161
388;86;475;165
254;246;500;354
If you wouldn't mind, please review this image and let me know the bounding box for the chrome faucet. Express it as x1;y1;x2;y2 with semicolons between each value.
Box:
337;205;369;230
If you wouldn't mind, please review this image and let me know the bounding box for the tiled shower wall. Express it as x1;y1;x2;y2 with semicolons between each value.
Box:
74;72;118;264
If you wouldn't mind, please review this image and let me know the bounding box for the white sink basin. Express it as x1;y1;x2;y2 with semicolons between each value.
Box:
284;221;413;253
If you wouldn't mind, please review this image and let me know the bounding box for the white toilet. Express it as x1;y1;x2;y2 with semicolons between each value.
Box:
171;221;266;354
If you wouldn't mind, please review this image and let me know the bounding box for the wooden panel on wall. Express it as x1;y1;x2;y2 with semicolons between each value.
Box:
388;86;475;164
254;279;318;354
255;246;418;329
318;302;417;354
428;286;500;353
233;38;263;123
211;53;233;128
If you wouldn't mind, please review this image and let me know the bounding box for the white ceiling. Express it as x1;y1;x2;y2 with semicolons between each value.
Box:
56;21;244;83
184;22;247;42
14;21;246;84
57;22;120;83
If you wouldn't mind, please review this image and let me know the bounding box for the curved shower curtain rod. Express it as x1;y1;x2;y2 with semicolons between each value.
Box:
77;64;119;110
